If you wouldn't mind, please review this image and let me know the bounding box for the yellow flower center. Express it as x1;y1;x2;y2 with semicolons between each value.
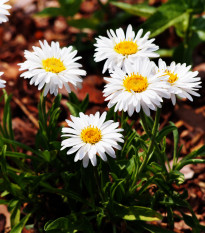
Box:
42;57;66;73
165;70;178;84
123;73;148;93
114;41;138;56
81;126;102;144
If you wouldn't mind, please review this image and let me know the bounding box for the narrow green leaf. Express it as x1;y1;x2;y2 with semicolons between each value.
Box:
170;122;179;167
66;102;80;117
111;2;156;18
157;48;174;57
156;125;177;142
175;159;205;171
80;94;89;112
44;215;94;233
1;137;44;158
141;0;189;37
5;151;40;161
182;145;205;161
10;202;21;228
10;213;31;233
0;199;8;204
109;202;162;221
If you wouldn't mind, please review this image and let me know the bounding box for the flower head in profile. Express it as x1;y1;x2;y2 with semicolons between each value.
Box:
0;0;11;24
94;24;159;73
61;112;124;168
156;59;201;105
0;72;6;88
19;40;86;96
103;58;170;116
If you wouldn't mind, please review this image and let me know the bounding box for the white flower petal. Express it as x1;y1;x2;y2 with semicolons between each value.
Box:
19;40;86;96
61;112;124;167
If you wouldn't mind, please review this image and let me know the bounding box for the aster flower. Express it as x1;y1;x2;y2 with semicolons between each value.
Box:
0;72;6;88
19;40;86;96
103;58;170;116
61;112;124;168
156;59;201;105
0;0;11;24
94;24;159;73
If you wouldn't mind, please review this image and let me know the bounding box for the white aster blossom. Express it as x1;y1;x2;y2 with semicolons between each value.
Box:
0;0;11;24
156;59;202;105
0;72;6;88
103;58;170;116
94;24;159;73
19;40;86;96
61;112;124;168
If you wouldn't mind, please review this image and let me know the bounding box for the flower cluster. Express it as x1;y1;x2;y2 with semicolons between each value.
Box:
0;18;202;168
94;25;201;116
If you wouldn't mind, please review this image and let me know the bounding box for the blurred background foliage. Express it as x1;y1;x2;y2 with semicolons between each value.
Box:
37;0;205;66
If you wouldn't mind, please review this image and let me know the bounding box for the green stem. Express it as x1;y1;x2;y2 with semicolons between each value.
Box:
138;108;161;176
121;111;125;128
140;109;169;173
139;111;151;137
184;12;192;48
94;167;105;203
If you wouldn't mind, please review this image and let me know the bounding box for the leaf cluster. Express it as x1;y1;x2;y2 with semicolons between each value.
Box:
0;91;204;232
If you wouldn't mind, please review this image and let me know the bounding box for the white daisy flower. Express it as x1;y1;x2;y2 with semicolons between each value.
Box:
103;58;170;116
156;59;202;105
94;24;159;73
61;112;124;168
0;0;11;24
19;40;86;96
0;72;6;88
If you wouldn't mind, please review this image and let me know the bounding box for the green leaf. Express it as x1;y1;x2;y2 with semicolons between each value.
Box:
41;150;57;162
109;202;162;221
69;92;80;105
186;0;205;14
157;48;174;57
175;158;205;171
2;90;14;141
173;31;203;64
10;200;21;228
192;16;205;32
181;212;195;228
169;122;179;167
0;145;8;175
156;125;177;142
68;18;100;30
10;213;31;233
141;0;189;37
59;0;83;17
1;137;43;158
182;145;205;161
173;16;205;64
111;2;156;18
169;170;185;185
36;7;63;17
80;93;89;113
66;102;80;117
44;215;94;233
0;199;8;204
